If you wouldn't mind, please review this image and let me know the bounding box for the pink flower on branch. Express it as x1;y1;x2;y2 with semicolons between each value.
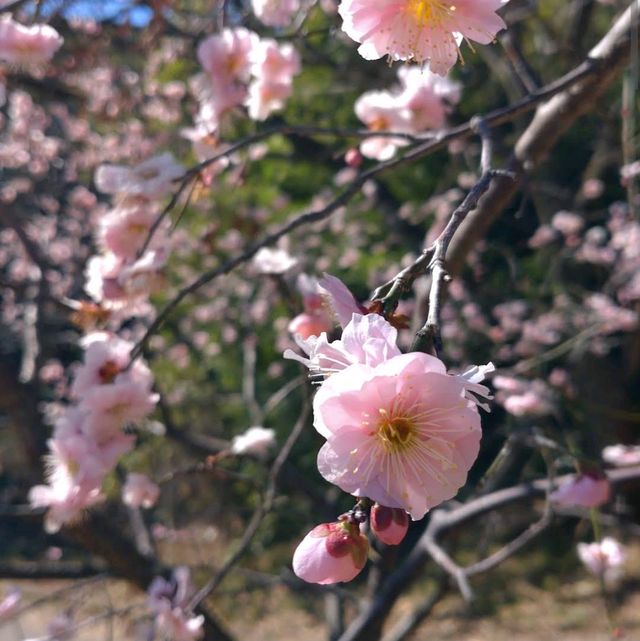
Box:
293;520;369;584
549;474;611;508
318;273;366;327
338;0;509;76
231;426;276;456
0;15;63;67
287;274;334;340
314;351;491;519
94;152;184;202
285;312;401;378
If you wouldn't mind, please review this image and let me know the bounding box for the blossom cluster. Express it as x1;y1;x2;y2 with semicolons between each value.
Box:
29;333;159;532
355;65;460;160
192;27;300;145
85;152;184;321
287;275;493;583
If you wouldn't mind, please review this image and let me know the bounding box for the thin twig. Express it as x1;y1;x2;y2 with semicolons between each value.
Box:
129;59;605;363
189;391;311;607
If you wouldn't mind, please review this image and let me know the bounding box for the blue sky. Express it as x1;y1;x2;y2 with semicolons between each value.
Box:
30;0;154;27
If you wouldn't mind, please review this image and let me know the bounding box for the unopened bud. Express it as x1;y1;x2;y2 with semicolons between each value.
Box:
370;503;409;545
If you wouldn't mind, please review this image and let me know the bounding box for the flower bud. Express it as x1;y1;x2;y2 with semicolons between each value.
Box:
292;521;368;584
370;503;409;545
345;148;363;168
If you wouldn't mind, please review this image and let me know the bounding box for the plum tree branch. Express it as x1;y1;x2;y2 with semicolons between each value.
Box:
335;464;640;641
129;46;614;363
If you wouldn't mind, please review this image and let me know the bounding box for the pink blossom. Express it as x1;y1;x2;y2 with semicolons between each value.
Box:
0;586;21;622
231;426;276;456
98;205;158;260
354;90;410;160
122;473;160;508
528;224;558;249
148;566;193;611
30;417;133;532
250;39;300;84
551;211;584;236
602;444;640;467
252;246;298;274
246;78;294;121
577;537;626;583
180;125;230;183
503;390;553;417
81;383;159;439
370;503;409;545
395;65;461;132
117;247;168;296
550;474;611;508
284;312;401;378
287;274;335;339
29;443;104;534
71;333;153;400
338;0;508;76
314;351;491;519
620;160;640;183
493;376;554;417
581;178;604;200
0;16;63;67
318;273;365;327
190;72;247;132
252;0;300;27
197;28;257;86
293;521;369;584
84;252;128;304
194;29;258;127
94;152;184;201
288;312;334;340
245;40;300;120
585;294;638;333
297;273;329;313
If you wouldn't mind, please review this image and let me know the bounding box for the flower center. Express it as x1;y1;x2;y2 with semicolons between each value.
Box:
369;116;390;132
127;222;149;236
406;0;456;27
377;410;415;451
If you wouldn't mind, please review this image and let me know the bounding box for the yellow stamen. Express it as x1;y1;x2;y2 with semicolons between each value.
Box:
377;409;416;452
406;0;456;27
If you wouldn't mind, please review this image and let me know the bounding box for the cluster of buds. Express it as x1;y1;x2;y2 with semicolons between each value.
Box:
293;501;409;584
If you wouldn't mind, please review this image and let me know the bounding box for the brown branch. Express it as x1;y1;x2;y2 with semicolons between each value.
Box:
411;168;513;355
129;45;614;363
335;464;640;641
380;576;448;641
0;560;106;580
65;513;235;641
447;0;640;276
